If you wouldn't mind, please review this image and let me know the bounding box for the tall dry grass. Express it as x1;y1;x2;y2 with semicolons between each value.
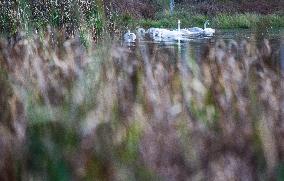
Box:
0;31;284;180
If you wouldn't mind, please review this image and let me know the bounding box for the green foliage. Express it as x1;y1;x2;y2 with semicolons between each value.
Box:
213;13;284;29
135;12;284;30
1;1;283;37
114;4;283;30
277;163;284;181
115;4;284;30
119;123;142;163
0;0;105;36
27;121;78;180
132;11;207;30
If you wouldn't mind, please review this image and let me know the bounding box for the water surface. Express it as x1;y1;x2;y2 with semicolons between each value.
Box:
124;28;284;68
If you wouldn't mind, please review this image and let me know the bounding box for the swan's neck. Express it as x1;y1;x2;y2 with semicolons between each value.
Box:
178;20;181;32
204;22;207;29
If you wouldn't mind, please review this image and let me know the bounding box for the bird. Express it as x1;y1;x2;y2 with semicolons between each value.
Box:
203;20;215;36
181;27;203;36
146;28;160;38
155;20;186;41
171;19;184;36
124;30;136;43
146;28;169;39
144;19;215;42
146;20;191;42
137;28;146;39
179;19;204;36
146;28;170;41
182;20;215;36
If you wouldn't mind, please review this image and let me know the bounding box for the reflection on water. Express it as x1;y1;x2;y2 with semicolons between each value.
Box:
124;28;284;66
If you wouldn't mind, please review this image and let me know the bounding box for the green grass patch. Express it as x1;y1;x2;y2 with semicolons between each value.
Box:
213;13;284;29
119;11;284;30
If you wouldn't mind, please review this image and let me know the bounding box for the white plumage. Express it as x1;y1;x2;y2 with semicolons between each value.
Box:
124;30;136;42
124;20;215;43
203;20;215;36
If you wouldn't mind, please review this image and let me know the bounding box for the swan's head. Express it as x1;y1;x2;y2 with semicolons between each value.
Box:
204;20;210;29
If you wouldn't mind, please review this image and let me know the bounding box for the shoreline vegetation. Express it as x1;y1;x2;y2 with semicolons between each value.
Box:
0;0;283;39
127;12;284;30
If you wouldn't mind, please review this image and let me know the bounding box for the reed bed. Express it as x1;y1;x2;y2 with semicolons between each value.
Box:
0;31;284;180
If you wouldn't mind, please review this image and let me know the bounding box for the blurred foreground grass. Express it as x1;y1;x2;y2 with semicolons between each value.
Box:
0;30;284;180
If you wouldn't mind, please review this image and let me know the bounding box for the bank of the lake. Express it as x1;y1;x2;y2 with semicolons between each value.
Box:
120;12;284;31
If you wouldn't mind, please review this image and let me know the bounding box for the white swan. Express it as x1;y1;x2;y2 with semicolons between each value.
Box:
145;28;169;41
146;28;160;37
137;28;146;39
146;28;168;39
181;28;202;36
161;20;186;41
124;30;136;42
172;20;184;36
181;20;215;36
203;20;215;36
143;19;215;42
146;20;189;42
177;20;204;36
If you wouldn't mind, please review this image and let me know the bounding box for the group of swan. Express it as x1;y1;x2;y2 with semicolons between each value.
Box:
124;20;215;42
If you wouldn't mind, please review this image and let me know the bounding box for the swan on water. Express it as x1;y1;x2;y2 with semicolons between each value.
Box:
147;28;168;39
146;28;160;37
182;27;204;36
153;30;186;42
171;19;184;37
152;20;186;41
182;20;215;36
142;19;215;42
137;28;146;39
178;20;204;36
203;20;215;36
124;30;136;42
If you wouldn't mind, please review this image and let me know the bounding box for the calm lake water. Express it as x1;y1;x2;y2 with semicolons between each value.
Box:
123;28;284;69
